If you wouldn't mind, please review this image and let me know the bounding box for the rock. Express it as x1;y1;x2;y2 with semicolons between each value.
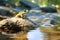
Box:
0;17;35;34
0;15;9;21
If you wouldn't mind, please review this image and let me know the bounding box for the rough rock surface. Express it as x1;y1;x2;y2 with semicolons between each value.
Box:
0;17;35;34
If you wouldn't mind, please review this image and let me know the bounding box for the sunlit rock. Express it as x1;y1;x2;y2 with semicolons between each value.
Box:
0;17;35;34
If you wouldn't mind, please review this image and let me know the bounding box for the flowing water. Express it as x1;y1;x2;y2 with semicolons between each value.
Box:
27;12;57;40
27;28;44;40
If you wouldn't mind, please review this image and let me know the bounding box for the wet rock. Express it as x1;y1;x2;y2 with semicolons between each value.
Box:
0;15;9;21
0;17;35;34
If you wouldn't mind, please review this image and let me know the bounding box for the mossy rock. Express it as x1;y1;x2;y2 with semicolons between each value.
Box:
54;24;60;31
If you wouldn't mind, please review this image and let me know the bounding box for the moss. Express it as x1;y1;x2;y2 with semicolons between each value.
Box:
54;24;60;31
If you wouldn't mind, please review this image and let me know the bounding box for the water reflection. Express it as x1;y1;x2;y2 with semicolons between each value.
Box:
27;28;44;40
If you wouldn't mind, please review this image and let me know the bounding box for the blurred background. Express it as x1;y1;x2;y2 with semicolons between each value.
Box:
0;0;60;40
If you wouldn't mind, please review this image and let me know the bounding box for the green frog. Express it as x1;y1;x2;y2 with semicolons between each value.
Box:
15;10;28;19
